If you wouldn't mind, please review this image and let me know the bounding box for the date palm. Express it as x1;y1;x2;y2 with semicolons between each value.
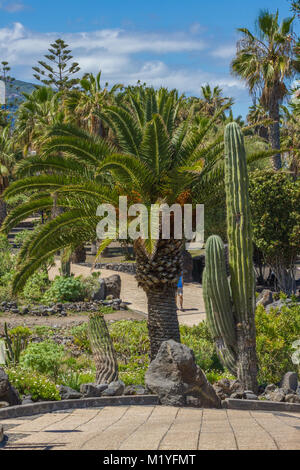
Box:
64;71;122;136
231;10;299;170
15;87;63;153
0;126;20;224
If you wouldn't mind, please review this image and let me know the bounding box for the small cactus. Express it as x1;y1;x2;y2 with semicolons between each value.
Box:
88;313;118;384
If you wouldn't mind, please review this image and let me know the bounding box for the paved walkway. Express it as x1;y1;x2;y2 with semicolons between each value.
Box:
2;406;300;450
49;262;206;327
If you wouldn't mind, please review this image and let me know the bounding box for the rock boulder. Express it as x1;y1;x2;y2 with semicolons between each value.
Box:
145;340;221;408
0;367;21;406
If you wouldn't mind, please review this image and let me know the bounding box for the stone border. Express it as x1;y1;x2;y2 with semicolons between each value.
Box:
223;398;300;413
0;395;159;419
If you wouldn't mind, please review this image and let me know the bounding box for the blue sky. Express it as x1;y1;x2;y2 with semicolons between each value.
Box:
0;0;298;117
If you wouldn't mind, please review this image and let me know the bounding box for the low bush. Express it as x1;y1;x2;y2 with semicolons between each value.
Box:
256;302;300;384
22;269;50;302
6;367;60;401
58;370;96;392
42;276;85;303
71;323;91;353
20;340;65;379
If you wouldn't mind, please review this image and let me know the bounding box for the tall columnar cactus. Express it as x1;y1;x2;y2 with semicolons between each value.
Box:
88;313;118;384
203;122;258;392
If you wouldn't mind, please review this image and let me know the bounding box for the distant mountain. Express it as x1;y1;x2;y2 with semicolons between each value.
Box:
6;79;36;111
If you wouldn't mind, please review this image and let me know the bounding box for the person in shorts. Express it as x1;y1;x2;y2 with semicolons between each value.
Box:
177;273;184;311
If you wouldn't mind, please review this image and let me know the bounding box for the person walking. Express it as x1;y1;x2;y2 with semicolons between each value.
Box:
177;272;184;311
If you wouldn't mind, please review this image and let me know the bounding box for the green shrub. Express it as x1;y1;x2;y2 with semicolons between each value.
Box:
71;323;91;353
20;340;64;379
58;370;96;391
33;325;55;338
81;272;101;300
0;235;14;279
180;323;224;372
22;269;50;302
205;370;235;384
256;302;300;384
249;170;300;294
6;367;60;401
42;276;85;303
109;320;150;361
119;363;148;386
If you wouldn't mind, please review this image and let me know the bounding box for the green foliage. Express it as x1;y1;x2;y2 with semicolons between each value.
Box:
58;370;95;392
20;340;64;379
249;170;300;269
6;367;60;401
33;325;55;337
255;302;300;384
32;38;80;90
0;234;14;278
22;269;50;302
205;370;236;384
4;323;32;365
71;323;91;353
109;320;150;361
180;323;223;372
14;229;32;247
81;272;101;300
42;275;85;303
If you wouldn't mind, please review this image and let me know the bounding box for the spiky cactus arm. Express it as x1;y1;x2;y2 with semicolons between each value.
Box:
202;238;237;376
224;122;258;392
88;313;118;384
224;123;254;320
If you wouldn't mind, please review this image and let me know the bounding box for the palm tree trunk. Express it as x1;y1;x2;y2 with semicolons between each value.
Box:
269;99;282;170
147;285;180;360
135;238;183;360
0;199;7;226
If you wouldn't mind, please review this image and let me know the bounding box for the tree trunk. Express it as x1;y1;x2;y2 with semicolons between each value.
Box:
134;237;183;360
268;99;282;170
71;244;86;264
0;199;7;226
147;285;181;360
236;321;258;393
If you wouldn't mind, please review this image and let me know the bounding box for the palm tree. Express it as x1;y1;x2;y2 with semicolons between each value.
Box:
64;71;122;137
231;10;299;170
0;126;20;224
200;84;232;117
2;86;278;359
15;87;63;154
2;88;232;358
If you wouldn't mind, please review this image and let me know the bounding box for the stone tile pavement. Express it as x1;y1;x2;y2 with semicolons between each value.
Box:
1;406;300;450
49;262;206;327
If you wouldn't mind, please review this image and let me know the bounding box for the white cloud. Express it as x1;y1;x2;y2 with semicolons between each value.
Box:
0;22;245;97
212;44;236;59
0;1;26;12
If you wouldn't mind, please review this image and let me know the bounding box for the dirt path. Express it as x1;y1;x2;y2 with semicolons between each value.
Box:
49;261;206;327
0;309;145;332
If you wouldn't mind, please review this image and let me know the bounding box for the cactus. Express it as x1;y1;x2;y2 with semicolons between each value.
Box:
4;322;30;365
203;122;258;392
88;313;118;384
